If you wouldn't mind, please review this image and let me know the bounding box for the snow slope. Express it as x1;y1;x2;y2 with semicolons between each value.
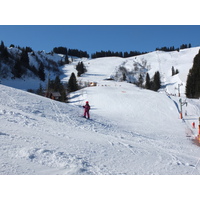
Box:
62;47;200;97
1;81;200;175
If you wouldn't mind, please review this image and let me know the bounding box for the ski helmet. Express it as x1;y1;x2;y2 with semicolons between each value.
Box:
86;101;89;104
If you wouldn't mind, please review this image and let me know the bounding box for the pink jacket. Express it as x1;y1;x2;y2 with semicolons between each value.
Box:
83;104;90;112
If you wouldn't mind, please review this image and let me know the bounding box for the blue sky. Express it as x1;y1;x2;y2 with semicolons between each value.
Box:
0;25;200;56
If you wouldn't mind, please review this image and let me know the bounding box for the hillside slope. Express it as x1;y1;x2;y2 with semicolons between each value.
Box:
1;82;200;175
62;47;200;96
0;47;65;90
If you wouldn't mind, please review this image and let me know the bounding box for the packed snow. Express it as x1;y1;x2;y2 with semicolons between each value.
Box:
1;47;200;175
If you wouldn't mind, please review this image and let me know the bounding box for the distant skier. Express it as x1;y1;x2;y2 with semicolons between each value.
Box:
83;101;90;119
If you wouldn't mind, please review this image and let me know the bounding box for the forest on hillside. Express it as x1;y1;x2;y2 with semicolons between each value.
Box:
1;40;200;100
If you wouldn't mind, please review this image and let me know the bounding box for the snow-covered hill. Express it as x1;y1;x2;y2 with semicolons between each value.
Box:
1;81;200;175
62;47;200;96
0;47;65;90
1;47;200;175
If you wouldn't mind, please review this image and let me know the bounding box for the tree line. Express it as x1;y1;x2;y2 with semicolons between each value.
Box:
53;47;147;59
0;41;63;81
91;50;147;59
155;43;192;52
91;44;192;59
53;46;89;58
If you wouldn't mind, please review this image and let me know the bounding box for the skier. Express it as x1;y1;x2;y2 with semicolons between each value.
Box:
83;101;90;119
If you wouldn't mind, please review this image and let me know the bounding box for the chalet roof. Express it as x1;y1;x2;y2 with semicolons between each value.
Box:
51;92;61;97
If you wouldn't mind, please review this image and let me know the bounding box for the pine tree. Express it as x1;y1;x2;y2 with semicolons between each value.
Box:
186;50;200;98
64;55;69;64
20;50;29;68
76;62;86;77
0;40;10;61
0;40;5;51
60;87;67;102
172;66;175;76
68;72;78;93
145;73;151;89
53;76;64;93
1;47;9;60
12;59;22;78
151;71;161;91
186;68;196;98
38;63;45;81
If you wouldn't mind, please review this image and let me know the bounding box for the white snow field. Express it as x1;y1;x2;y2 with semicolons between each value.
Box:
1;47;200;175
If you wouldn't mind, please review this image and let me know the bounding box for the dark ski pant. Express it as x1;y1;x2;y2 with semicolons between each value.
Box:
84;111;90;119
